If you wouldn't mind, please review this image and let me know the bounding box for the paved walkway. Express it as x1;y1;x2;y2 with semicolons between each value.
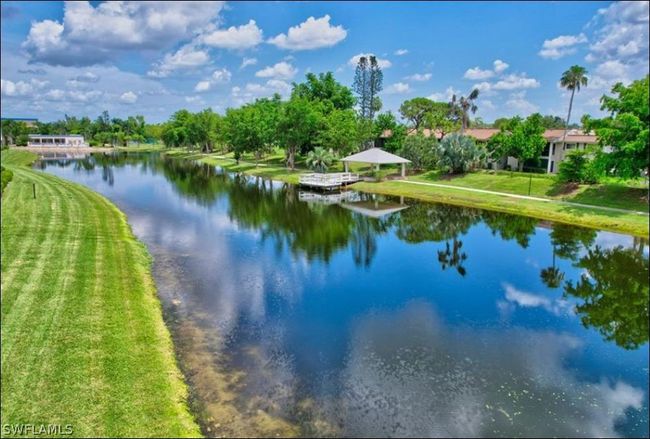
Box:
398;180;649;216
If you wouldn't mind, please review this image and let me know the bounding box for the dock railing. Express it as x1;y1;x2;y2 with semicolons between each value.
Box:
299;172;360;188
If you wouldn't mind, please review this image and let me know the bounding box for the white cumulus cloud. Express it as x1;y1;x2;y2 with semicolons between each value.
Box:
428;86;460;102
405;73;432;82
539;33;588;59
147;45;210;77
240;57;257;69
268;15;347;50
464;59;509;80
464;67;494;80
587;1;649;64
201;20;263;50
493;59;509;73
385;82;411;94
120;91;138;104
255;61;297;80
194;68;231;93
505;91;539;114
22;1;224;66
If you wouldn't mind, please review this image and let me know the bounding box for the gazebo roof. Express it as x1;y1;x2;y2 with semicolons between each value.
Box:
340;201;409;218
340;148;411;164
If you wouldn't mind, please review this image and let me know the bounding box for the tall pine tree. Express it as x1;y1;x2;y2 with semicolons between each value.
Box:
353;55;383;121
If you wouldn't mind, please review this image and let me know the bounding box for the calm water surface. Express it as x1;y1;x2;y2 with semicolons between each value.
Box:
40;153;649;437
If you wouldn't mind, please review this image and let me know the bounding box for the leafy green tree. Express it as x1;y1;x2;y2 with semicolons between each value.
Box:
425;102;460;137
161;110;192;148
487;113;546;171
306;147;335;172
353;55;383;120
583;75;649;178
558;149;601;184
278;97;323;169
398;98;457;136
399;133;438;170
564;245;649;350
437;133;485;174
223;99;278;162
145;123;164;143
188;109;222;152
317;108;359;156
449;89;480;132
292;72;355;112
373;112;406;152
399;97;436;130
469;117;490;128
541;115;568;129
1;120;30;146
559;65;588;145
493;118;509;129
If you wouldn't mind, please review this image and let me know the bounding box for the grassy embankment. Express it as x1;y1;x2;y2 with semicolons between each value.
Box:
1;149;200;437
165;148;648;237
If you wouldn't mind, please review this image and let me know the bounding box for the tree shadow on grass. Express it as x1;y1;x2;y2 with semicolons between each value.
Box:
546;181;580;197
569;185;649;212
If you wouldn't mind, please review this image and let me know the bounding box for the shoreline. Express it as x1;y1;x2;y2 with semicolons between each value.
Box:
1;149;201;436
167;150;649;238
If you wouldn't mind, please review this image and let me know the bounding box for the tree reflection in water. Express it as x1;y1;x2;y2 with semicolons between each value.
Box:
564;243;649;350
46;152;649;351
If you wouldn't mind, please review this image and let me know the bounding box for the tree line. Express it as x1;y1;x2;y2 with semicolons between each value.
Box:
0;111;163;147
3;58;647;180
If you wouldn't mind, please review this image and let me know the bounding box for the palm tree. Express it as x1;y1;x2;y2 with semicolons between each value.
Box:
450;89;480;133
540;245;565;288
560;65;588;145
306;147;335;173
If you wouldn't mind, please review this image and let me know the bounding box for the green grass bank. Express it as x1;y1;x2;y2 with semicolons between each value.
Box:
1;149;200;437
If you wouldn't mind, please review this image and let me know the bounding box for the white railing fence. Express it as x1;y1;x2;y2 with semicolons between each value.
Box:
299;172;360;187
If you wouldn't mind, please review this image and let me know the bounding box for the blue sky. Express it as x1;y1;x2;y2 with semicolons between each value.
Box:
1;1;648;123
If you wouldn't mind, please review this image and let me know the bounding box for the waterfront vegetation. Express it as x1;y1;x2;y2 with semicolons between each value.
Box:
0;149;200;437
162;148;648;237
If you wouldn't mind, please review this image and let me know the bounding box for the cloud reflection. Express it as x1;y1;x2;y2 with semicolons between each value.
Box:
339;302;644;437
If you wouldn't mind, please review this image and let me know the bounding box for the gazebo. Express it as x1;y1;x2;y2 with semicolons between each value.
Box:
340;148;411;178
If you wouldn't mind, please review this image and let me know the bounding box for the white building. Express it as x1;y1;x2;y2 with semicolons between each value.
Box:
540;129;600;173
27;134;88;147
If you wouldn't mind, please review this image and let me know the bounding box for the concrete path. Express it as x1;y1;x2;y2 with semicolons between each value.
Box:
398;180;649;216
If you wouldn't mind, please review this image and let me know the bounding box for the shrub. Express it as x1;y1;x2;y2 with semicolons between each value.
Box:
16;134;29;146
306;147;335;172
1;166;14;195
437;133;485;174
558;149;602;184
399;133;438;171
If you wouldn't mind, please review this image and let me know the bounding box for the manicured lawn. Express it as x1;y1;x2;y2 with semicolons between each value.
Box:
569;184;649;212
1;150;200;437
413;170;557;198
413;170;649;212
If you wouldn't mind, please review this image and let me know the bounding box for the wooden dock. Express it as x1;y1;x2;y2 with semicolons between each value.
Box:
298;172;359;190
298;190;359;204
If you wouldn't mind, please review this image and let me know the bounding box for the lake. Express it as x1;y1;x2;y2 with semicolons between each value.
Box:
39;152;649;437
